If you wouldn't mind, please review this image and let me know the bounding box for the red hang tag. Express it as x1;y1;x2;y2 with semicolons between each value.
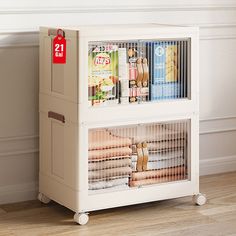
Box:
53;29;66;64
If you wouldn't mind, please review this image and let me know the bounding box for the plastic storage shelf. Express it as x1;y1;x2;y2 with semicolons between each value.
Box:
38;24;206;225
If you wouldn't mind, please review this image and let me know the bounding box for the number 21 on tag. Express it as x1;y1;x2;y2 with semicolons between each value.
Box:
53;29;66;64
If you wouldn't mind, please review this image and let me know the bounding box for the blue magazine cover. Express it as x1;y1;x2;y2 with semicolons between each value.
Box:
149;41;180;100
153;41;166;84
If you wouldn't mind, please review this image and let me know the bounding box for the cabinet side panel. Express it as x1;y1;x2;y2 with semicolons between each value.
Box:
39;95;78;189
39;113;52;174
52;65;64;94
51;121;65;179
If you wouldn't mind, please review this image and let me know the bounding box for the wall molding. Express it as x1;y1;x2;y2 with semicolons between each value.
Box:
200;35;236;40
200;116;236;135
0;32;38;47
200;115;236;121
200;155;236;176
1;0;236;14
0;182;38;205
0;23;236;48
0;0;235;32
200;128;236;135
0;149;39;158
200;23;236;40
1;6;236;15
0;134;38;142
0;135;39;158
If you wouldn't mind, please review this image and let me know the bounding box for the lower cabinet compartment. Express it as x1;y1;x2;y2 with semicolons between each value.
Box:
88;119;190;194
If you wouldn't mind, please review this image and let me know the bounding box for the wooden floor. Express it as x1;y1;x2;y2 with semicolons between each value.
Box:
1;172;236;236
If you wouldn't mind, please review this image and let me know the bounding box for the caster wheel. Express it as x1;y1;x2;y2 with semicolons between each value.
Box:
74;213;89;225
38;193;51;204
193;193;207;206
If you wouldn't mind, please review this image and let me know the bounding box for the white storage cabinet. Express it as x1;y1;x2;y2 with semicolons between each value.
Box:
39;24;206;225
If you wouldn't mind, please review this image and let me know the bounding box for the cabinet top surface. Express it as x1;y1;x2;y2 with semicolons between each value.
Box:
40;24;198;36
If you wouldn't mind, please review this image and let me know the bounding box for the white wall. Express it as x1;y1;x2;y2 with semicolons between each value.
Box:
1;0;236;204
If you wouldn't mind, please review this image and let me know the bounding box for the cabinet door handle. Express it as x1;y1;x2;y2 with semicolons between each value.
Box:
48;111;65;123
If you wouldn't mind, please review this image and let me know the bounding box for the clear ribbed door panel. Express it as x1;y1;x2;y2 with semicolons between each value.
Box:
88;39;190;107
88;120;190;194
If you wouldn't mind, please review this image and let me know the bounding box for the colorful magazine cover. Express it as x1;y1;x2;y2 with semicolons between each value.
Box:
149;41;179;100
88;45;119;105
165;42;178;83
153;41;166;84
152;41;177;84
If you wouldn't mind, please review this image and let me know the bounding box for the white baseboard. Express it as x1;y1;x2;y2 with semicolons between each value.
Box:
200;155;236;176
0;182;38;205
0;156;235;205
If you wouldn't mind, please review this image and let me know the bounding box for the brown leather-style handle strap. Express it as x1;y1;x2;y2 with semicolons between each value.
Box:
48;111;65;123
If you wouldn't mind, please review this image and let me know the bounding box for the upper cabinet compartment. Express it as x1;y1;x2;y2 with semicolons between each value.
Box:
88;39;190;107
39;28;78;103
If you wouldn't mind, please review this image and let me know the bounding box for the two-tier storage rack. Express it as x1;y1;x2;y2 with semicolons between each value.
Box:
38;24;206;225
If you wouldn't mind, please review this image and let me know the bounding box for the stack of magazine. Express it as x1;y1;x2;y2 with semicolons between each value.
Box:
147;40;188;101
88;40;189;107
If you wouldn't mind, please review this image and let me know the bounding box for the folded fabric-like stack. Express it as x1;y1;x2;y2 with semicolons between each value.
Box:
129;166;185;187
131;149;185;171
88;130;133;191
130;124;187;187
108;124;185;143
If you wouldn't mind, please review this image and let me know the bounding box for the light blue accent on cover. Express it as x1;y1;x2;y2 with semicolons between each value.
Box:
151;83;180;100
153;42;166;84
